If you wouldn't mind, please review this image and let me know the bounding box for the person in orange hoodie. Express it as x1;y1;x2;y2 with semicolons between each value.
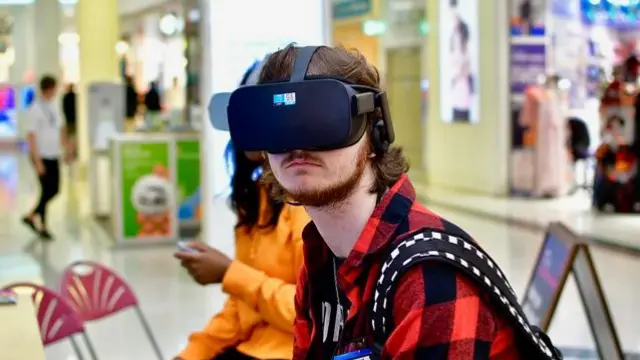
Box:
174;141;310;360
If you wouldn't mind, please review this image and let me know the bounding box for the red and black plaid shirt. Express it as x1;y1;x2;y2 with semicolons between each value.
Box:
293;174;521;359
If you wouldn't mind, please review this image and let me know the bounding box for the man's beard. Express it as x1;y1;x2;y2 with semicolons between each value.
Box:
284;144;369;209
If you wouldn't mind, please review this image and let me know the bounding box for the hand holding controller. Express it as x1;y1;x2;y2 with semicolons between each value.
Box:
176;241;199;254
174;241;232;285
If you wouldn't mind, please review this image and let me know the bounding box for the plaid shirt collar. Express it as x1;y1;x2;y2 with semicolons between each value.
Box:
302;173;416;321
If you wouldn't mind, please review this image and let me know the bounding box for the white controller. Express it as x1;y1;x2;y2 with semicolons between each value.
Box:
176;241;199;253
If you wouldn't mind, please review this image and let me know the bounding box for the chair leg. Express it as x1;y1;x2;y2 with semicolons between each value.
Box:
81;331;100;360
69;335;86;360
134;305;164;360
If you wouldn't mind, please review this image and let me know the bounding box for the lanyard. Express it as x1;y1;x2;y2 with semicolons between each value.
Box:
39;101;57;127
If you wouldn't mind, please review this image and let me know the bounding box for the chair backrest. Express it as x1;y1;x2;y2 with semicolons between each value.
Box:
568;117;591;159
2;282;86;346
59;261;139;322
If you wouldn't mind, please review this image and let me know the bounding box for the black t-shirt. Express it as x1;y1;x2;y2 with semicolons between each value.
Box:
317;254;350;359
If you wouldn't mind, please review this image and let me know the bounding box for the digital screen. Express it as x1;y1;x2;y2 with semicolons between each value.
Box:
581;0;640;29
521;230;574;328
0;86;17;139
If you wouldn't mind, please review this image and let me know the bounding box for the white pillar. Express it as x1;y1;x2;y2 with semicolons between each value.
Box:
200;0;330;244
424;0;510;195
33;0;61;80
8;5;34;84
77;0;119;164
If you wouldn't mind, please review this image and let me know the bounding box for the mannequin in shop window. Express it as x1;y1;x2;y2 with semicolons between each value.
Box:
519;74;571;197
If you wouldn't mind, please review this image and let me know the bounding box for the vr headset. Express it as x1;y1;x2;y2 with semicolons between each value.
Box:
210;45;395;154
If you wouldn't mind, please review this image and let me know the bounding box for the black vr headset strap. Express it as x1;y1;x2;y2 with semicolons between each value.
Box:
290;46;321;82
371;229;563;360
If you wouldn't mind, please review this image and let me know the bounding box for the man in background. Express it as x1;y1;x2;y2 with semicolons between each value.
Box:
22;75;71;240
125;75;138;130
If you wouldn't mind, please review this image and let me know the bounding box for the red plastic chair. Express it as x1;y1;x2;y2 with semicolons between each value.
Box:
2;283;99;360
59;260;163;360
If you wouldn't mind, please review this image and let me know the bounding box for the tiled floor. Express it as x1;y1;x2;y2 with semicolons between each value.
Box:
1;151;639;360
415;184;640;252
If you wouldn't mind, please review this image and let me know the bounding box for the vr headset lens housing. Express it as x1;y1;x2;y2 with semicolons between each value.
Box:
219;45;393;153
227;78;378;153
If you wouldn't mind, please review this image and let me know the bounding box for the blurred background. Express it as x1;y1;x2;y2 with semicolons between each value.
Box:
0;0;639;359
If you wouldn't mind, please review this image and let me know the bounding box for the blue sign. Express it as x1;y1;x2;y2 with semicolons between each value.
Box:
521;231;573;328
510;43;546;96
332;0;371;20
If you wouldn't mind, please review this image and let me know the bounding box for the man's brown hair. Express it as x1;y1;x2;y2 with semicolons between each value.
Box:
259;44;409;199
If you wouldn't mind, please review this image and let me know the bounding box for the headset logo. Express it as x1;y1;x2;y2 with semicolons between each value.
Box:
273;92;296;106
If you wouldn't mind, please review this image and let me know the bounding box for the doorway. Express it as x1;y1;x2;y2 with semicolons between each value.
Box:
386;46;424;178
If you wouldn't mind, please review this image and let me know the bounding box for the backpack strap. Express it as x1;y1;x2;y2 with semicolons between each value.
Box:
371;229;563;360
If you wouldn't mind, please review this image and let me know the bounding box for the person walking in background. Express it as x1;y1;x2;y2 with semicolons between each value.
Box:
125;76;138;131
61;83;76;136
144;81;162;128
144;81;162;112
22;75;71;240
164;76;185;125
61;83;77;162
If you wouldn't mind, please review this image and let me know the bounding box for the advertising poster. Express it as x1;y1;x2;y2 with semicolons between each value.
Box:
510;0;547;36
439;0;479;124
119;141;174;240
176;138;201;236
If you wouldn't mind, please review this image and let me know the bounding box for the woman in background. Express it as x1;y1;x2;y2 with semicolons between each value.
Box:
174;140;309;360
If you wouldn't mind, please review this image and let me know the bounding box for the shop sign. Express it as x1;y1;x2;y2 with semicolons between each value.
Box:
333;0;372;20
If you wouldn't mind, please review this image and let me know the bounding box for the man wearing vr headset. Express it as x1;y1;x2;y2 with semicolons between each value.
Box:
225;45;559;359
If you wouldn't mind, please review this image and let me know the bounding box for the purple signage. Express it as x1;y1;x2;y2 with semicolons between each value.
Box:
510;43;546;95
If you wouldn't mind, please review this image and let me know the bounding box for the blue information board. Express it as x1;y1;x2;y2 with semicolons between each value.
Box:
521;223;577;330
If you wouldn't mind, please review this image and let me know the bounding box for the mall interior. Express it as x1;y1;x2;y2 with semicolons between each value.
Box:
0;0;640;359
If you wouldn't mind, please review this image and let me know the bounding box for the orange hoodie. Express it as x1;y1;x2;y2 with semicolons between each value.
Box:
178;189;310;360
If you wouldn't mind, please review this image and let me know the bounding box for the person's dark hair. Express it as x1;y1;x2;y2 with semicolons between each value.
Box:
224;141;284;229
39;75;57;92
458;21;470;46
258;44;409;197
450;0;458;7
